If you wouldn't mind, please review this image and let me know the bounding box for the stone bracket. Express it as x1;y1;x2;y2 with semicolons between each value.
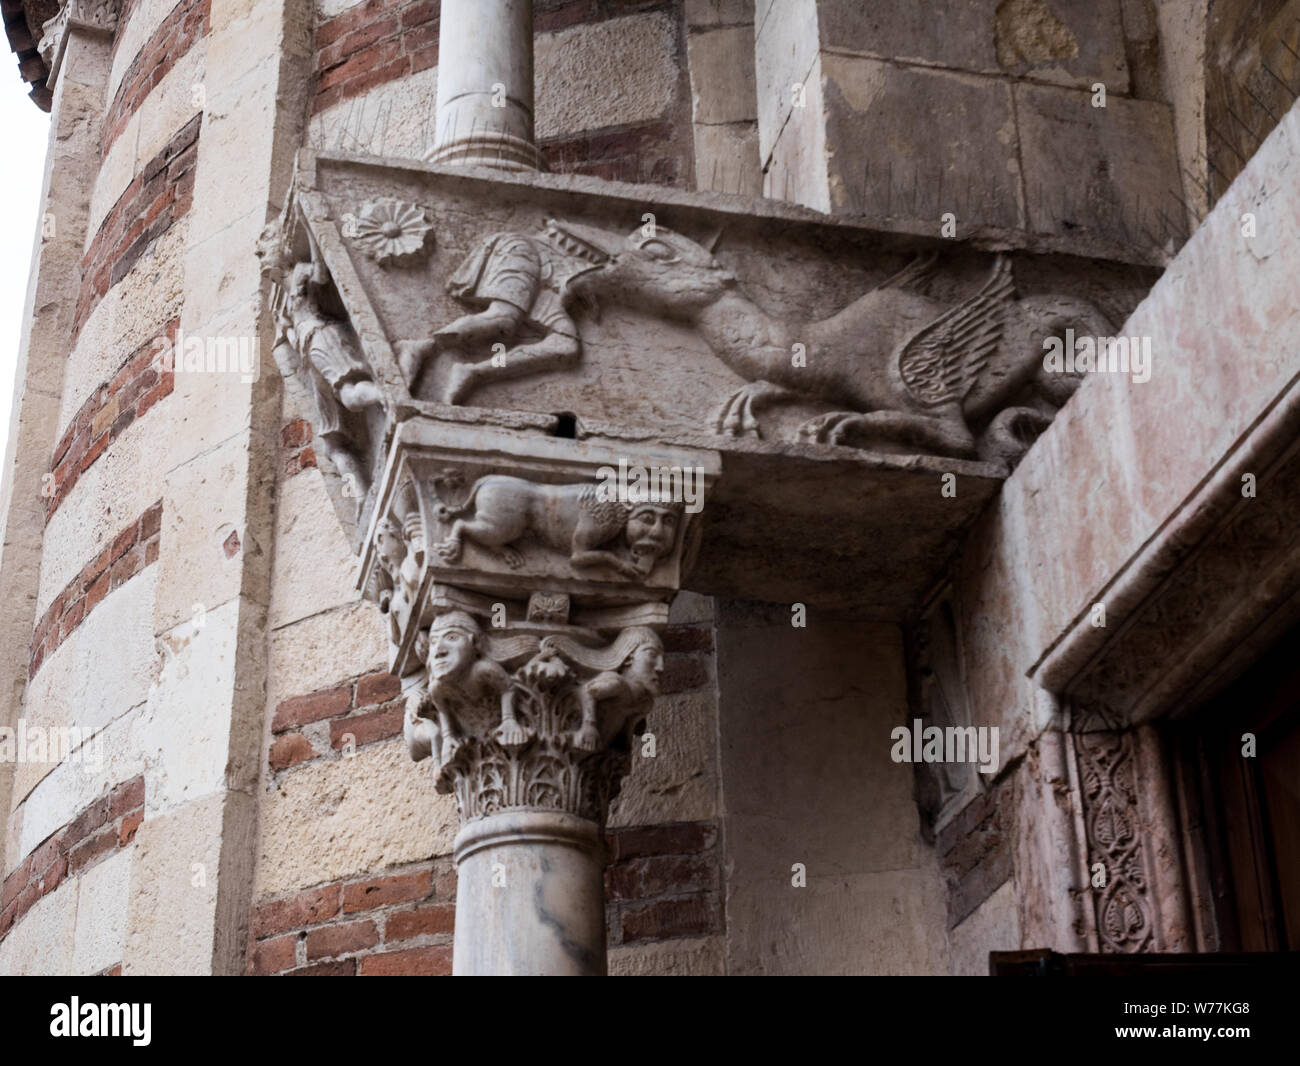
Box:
38;0;121;91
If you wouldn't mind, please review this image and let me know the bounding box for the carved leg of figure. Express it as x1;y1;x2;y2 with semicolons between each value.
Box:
434;525;464;562
570;548;643;580
438;707;461;765
977;406;1054;465
319;432;370;503
434;519;524;568
404;693;441;764
396;339;438;391
434;300;523;348
798;410;976;457
495;689;532;747
573;686;601;752
443;332;581;406
714;380;800;438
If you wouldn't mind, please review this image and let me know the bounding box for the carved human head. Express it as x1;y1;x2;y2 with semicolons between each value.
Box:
255;221;291;280
624;503;681;565
622;627;664;687
374;516;406;570
427;610;482;680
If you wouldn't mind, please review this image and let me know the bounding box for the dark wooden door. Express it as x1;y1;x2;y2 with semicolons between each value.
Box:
1192;632;1300;952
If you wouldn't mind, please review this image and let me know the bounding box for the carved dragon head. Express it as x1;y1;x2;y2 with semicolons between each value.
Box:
545;218;736;319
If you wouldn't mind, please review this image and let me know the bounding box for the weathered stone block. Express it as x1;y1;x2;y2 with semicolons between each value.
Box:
817;0;1130;94
1016;83;1181;251
535;11;681;141
688;25;757;124
822;54;1024;231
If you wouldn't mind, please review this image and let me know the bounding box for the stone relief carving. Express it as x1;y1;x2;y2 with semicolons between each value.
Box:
1074;730;1153;953
391;215;1112;464
397;221;603;401
258;219;387;503
38;0;121;84
909;596;977;830
403;611;662;822
341;198;434;266
366;478;424;647
430;471;682;582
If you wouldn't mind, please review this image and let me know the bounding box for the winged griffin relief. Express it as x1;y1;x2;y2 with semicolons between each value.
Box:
392;218;1112;466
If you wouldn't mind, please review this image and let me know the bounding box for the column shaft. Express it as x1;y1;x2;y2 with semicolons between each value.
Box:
453;812;607;975
427;0;540;170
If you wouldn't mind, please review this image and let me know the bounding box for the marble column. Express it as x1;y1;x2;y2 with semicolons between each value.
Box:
398;607;667;975
426;0;541;171
453;812;607;975
360;421;719;975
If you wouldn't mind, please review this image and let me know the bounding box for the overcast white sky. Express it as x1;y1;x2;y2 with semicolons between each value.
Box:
0;66;53;463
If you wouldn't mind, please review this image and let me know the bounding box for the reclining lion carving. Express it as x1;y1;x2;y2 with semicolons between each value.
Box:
432;473;682;581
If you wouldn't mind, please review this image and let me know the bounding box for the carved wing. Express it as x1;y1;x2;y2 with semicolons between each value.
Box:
878;250;939;291
897;256;1015;408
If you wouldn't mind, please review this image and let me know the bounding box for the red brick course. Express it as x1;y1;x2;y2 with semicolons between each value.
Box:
102;0;211;158
281;419;317;478
604;820;722;945
359;944;452;976
541;119;688;187
29;502;163;679
0;776;146;941
266;672;406;776
312;0;440;114
74;115;200;343
46;326;177;523
248;858;457;975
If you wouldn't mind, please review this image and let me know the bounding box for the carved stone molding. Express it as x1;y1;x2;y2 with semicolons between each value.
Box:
38;0;120;89
1040;395;1300;733
1073;730;1153;953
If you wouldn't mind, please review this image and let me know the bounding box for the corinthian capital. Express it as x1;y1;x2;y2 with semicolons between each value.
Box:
402;613;662;824
361;418;719;828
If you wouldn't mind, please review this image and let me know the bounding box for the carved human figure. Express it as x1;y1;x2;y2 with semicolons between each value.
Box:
260;222;385;499
398;221;607;402
432;475;681;581
404;611;528;767
549;627;664;753
370;512;423;646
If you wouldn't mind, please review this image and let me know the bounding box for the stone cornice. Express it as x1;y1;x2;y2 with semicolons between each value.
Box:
3;0;58;109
